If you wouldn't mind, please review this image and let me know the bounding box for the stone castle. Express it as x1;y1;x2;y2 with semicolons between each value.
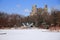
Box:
30;5;48;16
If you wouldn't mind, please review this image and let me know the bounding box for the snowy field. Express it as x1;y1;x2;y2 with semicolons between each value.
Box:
0;29;60;40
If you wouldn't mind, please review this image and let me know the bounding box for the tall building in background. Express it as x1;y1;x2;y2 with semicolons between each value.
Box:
30;4;48;16
44;5;48;12
30;5;37;16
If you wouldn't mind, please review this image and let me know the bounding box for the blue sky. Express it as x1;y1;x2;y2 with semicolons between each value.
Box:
0;0;60;16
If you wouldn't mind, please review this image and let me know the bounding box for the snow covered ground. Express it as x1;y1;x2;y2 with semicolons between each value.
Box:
0;29;60;40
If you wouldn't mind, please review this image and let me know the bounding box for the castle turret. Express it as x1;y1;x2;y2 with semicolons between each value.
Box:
44;5;48;12
30;5;37;16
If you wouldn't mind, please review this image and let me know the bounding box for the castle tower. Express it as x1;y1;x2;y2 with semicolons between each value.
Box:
30;5;37;16
44;5;48;12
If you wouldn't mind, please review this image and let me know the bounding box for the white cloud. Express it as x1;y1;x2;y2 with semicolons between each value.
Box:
48;8;51;13
52;5;60;10
16;4;21;8
23;9;31;16
24;9;31;13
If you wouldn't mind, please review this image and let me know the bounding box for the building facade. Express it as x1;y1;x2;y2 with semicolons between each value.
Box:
30;5;48;16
